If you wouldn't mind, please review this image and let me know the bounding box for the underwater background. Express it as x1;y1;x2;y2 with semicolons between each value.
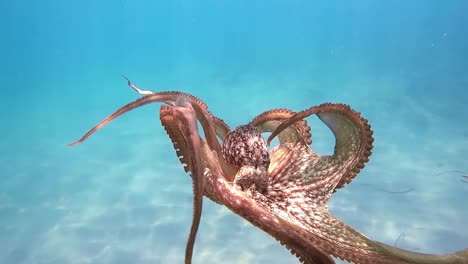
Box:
1;0;467;263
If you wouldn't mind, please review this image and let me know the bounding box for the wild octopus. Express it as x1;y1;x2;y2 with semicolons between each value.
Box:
69;76;468;264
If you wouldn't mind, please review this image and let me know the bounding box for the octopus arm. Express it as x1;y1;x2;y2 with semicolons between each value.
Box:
315;103;374;190
159;98;204;264
202;164;335;264
267;103;373;190
251;108;312;145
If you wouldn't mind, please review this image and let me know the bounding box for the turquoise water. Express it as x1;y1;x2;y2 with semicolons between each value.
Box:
1;1;467;263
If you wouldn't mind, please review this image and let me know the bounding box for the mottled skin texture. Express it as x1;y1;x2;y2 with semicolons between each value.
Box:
69;77;468;264
222;124;270;194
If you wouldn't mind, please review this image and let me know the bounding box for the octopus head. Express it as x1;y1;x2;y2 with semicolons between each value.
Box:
222;124;270;193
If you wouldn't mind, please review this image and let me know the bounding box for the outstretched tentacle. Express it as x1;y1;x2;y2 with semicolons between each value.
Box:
68;91;217;148
67;77;238;181
268;103;373;190
68;78;234;263
67;92;189;145
372;241;468;264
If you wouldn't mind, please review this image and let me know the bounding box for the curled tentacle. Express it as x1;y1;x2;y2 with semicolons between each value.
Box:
213;116;231;140
251;108;312;146
267;103;373;190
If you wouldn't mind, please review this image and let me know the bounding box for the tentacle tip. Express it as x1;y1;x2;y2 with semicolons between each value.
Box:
67;141;81;147
266;136;273;147
120;74;131;85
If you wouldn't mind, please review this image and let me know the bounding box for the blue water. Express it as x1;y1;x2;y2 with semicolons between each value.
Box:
1;1;467;263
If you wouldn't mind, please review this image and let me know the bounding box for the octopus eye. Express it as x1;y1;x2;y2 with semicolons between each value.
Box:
222;124;270;168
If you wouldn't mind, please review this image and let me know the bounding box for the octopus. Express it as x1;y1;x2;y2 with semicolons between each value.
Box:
69;76;468;264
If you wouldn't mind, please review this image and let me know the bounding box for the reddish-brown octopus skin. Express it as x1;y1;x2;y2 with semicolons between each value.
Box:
69;80;468;264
